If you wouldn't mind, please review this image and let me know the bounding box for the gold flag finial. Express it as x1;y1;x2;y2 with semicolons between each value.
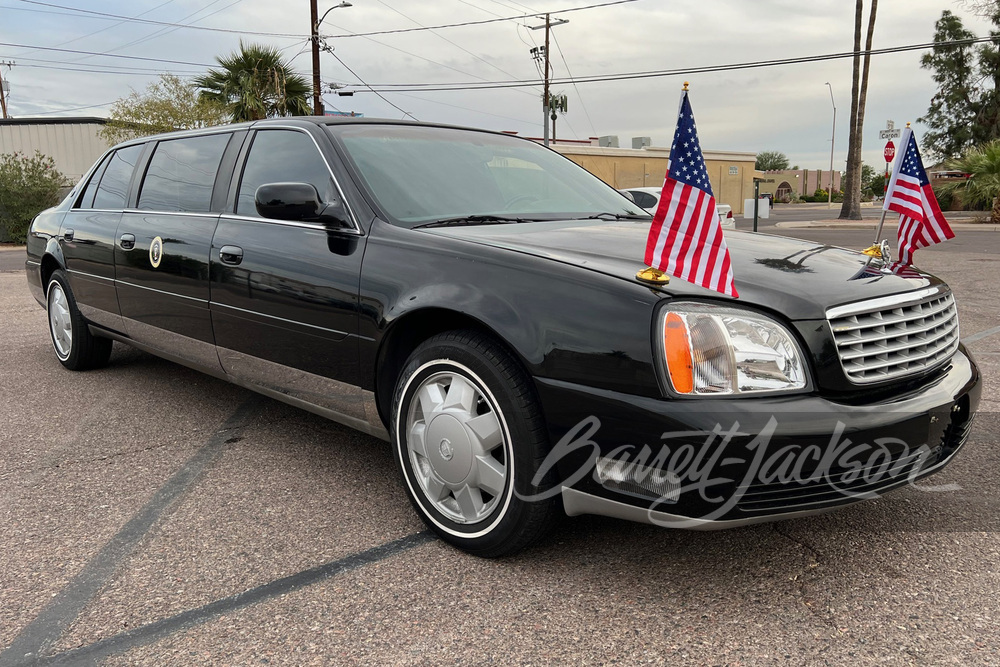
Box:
906;122;911;127
683;81;689;91
636;266;670;284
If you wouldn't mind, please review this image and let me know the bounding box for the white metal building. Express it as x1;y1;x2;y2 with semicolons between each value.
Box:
0;117;111;184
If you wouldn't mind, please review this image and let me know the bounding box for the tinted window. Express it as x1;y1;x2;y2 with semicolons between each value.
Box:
75;154;111;209
138;134;230;213
631;191;657;208
93;144;143;210
237;130;335;217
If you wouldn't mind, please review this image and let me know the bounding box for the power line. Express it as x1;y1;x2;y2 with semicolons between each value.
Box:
13;0;307;38
373;0;540;98
23;101;115;115
0;41;212;67
328;51;418;121
349;36;1000;92
321;0;640;39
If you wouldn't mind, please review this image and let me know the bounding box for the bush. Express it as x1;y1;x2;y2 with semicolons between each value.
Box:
0;151;69;244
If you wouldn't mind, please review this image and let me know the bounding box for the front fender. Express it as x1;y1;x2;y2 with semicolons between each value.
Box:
359;220;665;398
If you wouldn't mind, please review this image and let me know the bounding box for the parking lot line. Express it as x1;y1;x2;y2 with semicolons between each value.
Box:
0;398;262;667
22;532;433;667
963;324;1000;344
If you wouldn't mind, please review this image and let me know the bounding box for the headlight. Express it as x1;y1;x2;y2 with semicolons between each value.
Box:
658;303;808;395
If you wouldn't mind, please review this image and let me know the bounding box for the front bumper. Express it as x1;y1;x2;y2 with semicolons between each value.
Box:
534;346;981;528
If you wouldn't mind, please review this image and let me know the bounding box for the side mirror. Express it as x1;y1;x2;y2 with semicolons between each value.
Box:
620;190;636;203
254;182;352;230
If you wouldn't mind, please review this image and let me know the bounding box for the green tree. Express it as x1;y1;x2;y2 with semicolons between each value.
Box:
938;139;1000;221
918;11;979;161
755;150;790;171
100;74;229;145
0;151;69;244
194;42;311;122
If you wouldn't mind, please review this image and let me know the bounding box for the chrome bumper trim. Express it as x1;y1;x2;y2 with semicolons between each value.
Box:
560;487;851;530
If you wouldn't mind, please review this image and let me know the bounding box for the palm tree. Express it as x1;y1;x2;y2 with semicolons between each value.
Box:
940;139;1000;222
194;41;311;122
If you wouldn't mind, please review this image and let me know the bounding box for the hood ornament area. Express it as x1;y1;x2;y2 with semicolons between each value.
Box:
861;239;892;263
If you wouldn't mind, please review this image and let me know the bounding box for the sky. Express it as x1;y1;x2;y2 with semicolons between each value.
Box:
0;0;993;171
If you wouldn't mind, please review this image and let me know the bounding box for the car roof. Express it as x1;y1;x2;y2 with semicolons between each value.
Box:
108;116;531;151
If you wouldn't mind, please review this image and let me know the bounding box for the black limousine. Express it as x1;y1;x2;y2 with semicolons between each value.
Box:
26;118;981;556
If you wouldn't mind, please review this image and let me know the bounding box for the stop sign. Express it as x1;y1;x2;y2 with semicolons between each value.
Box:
884;141;896;162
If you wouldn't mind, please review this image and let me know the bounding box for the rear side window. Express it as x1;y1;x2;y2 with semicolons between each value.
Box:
138;134;230;213
236;130;335;217
75;154;111;209
92;144;143;210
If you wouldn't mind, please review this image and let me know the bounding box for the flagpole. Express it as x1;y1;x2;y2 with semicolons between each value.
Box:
871;209;888;245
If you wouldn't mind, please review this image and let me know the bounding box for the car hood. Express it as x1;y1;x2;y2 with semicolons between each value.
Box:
421;220;941;320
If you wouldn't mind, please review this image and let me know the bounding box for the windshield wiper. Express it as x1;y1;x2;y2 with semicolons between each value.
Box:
581;212;651;220
412;215;536;229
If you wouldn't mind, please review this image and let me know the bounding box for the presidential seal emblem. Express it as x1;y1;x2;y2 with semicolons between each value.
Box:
149;236;163;268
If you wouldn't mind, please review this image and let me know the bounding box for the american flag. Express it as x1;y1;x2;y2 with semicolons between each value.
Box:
883;127;954;264
644;90;737;297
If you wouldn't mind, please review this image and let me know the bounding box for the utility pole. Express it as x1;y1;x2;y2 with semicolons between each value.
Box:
310;0;323;116
0;61;13;119
529;15;567;146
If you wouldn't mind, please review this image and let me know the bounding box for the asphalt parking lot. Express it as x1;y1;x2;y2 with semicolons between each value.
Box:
1;229;999;666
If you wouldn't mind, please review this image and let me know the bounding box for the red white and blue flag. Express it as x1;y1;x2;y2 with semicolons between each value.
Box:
883;127;954;264
644;89;738;297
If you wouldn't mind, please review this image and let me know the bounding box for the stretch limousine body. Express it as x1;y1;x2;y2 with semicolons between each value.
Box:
26;118;980;556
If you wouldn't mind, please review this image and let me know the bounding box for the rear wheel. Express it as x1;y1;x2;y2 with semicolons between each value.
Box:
391;330;558;557
46;269;113;371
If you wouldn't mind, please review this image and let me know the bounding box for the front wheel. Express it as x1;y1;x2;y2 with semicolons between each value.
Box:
46;269;113;371
391;331;558;557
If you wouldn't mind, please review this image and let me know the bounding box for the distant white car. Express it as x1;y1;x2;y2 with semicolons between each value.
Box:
620;187;736;229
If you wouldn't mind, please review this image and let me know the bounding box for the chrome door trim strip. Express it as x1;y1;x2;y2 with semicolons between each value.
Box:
116;280;208;304
211;301;351;337
67;268;114;282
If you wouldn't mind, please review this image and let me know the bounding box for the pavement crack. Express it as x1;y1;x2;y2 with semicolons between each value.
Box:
772;523;841;633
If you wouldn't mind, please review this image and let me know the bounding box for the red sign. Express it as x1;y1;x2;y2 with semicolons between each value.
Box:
884;141;896;162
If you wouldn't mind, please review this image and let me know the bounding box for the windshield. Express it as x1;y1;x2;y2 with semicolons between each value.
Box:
328;124;649;227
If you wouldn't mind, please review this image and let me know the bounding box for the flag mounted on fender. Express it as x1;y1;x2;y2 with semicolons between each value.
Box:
642;84;738;297
883;125;954;264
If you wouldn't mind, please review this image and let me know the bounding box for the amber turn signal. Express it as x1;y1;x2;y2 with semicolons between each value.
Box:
663;312;694;394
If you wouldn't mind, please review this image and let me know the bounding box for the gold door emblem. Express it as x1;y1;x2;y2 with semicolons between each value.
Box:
149;236;163;268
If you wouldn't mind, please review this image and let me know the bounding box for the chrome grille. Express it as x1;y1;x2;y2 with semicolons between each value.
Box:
827;287;959;384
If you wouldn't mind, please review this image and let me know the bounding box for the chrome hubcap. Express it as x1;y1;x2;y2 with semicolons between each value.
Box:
406;370;508;524
48;283;73;360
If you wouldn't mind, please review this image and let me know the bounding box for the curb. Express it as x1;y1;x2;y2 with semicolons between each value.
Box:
774;220;998;231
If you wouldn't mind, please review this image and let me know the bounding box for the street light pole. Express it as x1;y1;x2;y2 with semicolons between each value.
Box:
311;1;352;117
825;82;836;209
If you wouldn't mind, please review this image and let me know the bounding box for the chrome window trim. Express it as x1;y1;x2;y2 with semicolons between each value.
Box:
66;208;126;214
218;213;329;232
236;125;363;235
116;280;207;304
825;285;949;320
123;209;221;218
211;301;350;337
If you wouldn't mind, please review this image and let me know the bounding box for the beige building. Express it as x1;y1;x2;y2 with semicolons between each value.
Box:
756;169;842;202
549;143;757;214
0;117;111;183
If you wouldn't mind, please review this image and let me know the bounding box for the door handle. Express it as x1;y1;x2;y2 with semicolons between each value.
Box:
120;233;135;250
219;245;244;265
63;228;74;242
